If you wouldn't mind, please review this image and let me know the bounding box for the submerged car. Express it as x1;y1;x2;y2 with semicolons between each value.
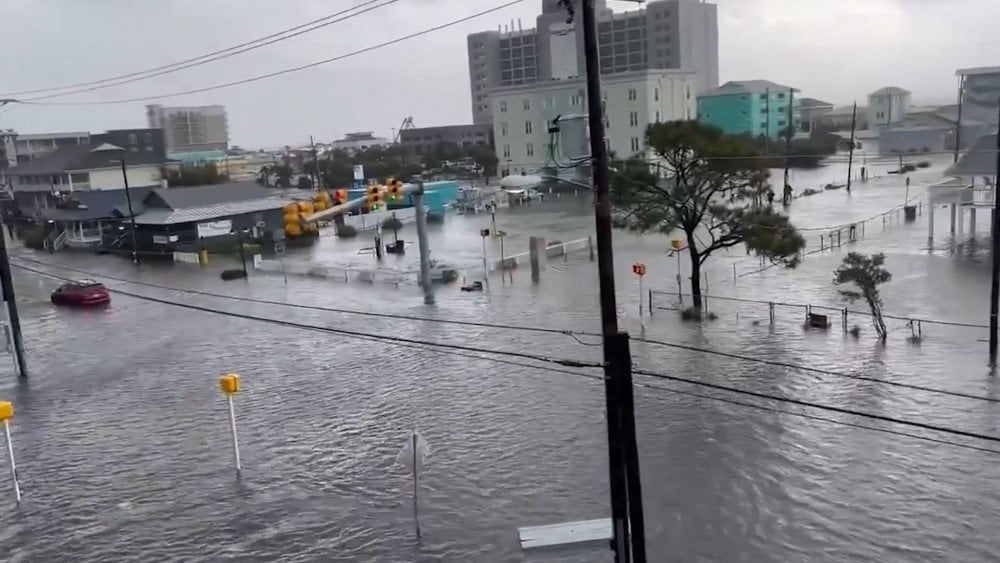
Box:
51;280;111;307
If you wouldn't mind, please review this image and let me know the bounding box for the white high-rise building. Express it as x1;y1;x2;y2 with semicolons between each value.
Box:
146;104;229;153
467;0;718;124
490;69;697;173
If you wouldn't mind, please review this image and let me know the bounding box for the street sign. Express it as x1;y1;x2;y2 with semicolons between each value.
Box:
632;262;646;276
480;229;491;237
274;241;286;254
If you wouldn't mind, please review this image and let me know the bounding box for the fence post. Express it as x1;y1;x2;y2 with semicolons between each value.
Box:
704;272;709;314
732;263;736;284
837;230;842;248
821;236;825;251
843;307;848;333
862;221;866;237
805;305;810;323
648;289;653;317
769;302;775;326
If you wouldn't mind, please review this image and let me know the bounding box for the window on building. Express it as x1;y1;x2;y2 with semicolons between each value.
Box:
761;108;769;114
500;101;507;113
630;137;641;152
655;110;661;122
128;133;138;144
571;94;582;106
760;93;768;100
654;88;659;102
628;88;637;101
777;120;786;127
777;93;786;99
523;99;531;110
525;120;533;134
501;122;508;136
526;143;534;157
686;87;691;100
629;111;639;127
143;133;152;142
503;144;511;158
776;106;786;114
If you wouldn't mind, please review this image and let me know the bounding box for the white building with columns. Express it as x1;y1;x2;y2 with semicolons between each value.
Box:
928;134;997;240
488;69;697;174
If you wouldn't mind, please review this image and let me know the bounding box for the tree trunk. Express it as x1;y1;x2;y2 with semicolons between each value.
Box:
865;292;887;340
688;238;703;309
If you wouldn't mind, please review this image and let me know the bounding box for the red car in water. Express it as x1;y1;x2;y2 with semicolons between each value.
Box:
51;280;111;307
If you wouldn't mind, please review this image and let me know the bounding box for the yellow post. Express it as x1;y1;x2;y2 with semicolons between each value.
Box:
0;401;20;502
198;249;209;267
218;374;241;474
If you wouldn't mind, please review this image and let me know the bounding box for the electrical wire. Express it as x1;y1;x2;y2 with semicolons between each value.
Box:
639;379;1000;456
11;255;603;339
0;0;393;97
14;258;1000;455
11;261;602;370
632;366;1000;444
18;0;400;102
12;1;526;106
632;336;1000;404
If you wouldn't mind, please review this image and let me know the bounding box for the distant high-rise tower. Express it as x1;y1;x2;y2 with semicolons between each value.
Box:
146;104;229;153
466;0;719;124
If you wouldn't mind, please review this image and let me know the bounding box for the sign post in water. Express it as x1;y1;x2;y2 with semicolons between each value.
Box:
397;430;430;540
0;401;20;503
219;374;242;475
632;262;647;328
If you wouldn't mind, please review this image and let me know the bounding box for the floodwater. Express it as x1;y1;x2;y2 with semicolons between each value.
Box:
1;155;999;561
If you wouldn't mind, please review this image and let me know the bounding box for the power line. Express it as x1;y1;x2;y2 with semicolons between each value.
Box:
11;255;603;339
14;257;999;456
0;0;393;97
632;366;1000;444
639;380;1000;456
632;336;1000;404
12;261;601;370
12;1;525;106
18;0;400;102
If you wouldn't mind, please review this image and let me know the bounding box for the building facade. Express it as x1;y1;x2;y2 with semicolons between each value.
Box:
92;129;167;160
146;104;229;153
330;132;389;153
2;131;90;168
398;124;494;154
489;69;696;173
467;0;718;124
696;80;802;140
866;87;911;129
958;66;1000;126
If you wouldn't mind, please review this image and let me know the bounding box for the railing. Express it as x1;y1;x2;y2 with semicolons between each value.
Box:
43;229;67;251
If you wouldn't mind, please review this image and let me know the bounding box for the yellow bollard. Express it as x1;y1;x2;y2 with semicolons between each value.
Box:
0;401;20;502
218;374;241;474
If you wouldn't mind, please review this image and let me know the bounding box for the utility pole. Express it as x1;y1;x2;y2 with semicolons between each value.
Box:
0;217;26;378
847;101;858;193
309;135;319;189
954;76;966;163
990;100;1000;365
764;88;771;154
782;88;794;195
413;180;434;305
579;0;646;561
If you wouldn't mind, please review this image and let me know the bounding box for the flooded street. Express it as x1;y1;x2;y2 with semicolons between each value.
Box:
1;157;999;562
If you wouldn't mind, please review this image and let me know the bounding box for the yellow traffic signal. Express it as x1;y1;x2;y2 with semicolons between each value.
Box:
366;185;384;209
388;179;403;200
333;188;348;205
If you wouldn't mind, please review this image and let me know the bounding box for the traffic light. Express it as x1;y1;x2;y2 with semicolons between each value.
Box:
387;178;403;200
366;185;383;209
333;189;348;205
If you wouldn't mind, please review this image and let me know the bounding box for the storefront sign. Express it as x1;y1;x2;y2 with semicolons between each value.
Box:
197;220;233;238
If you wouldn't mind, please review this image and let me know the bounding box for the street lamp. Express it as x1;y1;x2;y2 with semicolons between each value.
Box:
91;143;138;265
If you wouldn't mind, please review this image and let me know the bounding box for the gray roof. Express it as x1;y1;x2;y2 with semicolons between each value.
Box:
870;86;911;97
798;97;835;109
698;80;797;98
133;198;287;225
6;144;168;175
132;181;289;225
144;181;273;210
945;135;998;177
958;66;1000;76
39;187;154;222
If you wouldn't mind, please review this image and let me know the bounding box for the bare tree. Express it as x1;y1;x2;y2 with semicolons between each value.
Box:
834;252;892;340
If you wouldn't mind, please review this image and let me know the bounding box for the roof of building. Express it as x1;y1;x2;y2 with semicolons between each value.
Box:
957;66;1000;76
132;181;287;225
144;181;272;210
798;97;835;109
946;134;997;177
6;144;167;175
38;187;155;222
698;80;797;98
870;86;911;97
14;131;89;141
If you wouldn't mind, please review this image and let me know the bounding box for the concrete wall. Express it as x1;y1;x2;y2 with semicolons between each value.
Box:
878;127;945;155
88;165;163;190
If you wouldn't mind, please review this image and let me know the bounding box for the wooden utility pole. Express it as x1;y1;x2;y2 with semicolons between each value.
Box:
782;88;794;194
990;100;1000;365
847;102;858;193
954;77;966;163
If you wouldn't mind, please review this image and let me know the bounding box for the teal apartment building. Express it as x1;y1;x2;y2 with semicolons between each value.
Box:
696;80;803;141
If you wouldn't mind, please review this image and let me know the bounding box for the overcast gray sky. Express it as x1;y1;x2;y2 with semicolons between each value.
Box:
2;0;998;149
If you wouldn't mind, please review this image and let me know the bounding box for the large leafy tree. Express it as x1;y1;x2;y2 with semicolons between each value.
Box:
611;120;805;308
